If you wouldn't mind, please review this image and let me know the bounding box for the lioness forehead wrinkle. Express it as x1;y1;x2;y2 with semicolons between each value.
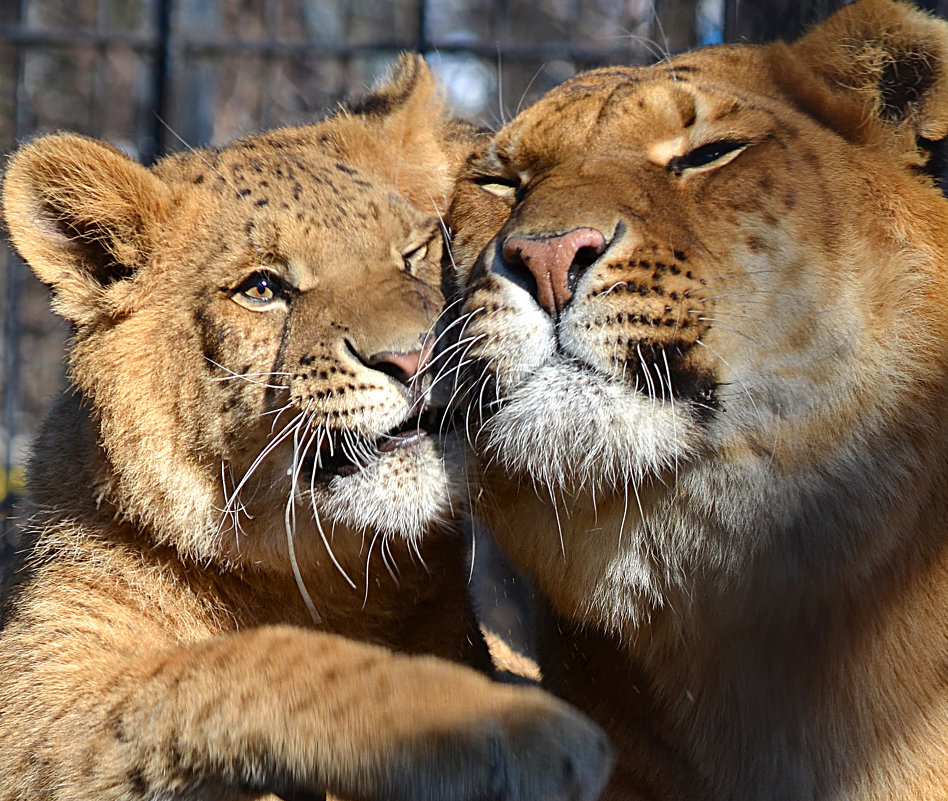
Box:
448;1;948;799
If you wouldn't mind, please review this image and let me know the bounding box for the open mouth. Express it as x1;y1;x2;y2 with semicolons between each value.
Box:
302;406;444;480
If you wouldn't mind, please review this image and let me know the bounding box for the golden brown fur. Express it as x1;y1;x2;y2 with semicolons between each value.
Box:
0;56;612;801
448;2;948;798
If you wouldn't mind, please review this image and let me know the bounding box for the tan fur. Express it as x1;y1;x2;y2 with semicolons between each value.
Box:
482;629;541;685
0;55;613;801
448;3;948;799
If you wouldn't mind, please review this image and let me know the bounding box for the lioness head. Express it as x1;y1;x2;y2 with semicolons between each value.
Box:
449;0;948;629
4;55;473;571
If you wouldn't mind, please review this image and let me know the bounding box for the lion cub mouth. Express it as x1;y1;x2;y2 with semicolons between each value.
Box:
304;406;444;480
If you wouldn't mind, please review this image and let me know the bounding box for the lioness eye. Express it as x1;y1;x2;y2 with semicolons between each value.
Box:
402;241;429;274
234;272;284;307
667;140;747;175
472;175;520;200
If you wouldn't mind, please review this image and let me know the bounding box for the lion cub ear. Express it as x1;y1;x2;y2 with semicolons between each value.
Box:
327;53;483;214
777;0;948;161
2;133;172;326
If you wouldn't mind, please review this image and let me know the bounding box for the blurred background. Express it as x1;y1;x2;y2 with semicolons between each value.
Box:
0;0;946;578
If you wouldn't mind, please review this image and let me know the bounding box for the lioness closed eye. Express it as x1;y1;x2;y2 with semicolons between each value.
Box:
449;1;948;799
0;56;612;801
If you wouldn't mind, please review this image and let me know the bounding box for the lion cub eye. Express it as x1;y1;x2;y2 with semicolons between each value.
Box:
667;140;747;176
232;271;287;310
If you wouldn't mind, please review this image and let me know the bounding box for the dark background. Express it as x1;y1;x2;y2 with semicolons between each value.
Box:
1;0;945;571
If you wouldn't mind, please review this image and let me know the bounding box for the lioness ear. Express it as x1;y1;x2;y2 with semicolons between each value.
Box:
2;133;172;325
325;53;484;214
777;0;948;161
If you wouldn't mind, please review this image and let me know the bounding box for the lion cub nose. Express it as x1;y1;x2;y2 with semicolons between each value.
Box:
366;347;429;387
502;227;607;315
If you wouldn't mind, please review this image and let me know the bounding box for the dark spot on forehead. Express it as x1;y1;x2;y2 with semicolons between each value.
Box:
746;235;772;253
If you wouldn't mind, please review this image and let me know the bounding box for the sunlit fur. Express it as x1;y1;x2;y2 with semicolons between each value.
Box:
448;1;948;799
317;434;464;542
0;56;613;801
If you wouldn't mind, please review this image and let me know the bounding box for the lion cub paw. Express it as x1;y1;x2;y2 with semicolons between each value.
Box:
397;689;614;801
486;694;614;801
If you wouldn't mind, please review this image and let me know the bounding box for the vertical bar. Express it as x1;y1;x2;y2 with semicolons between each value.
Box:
145;0;173;164
723;0;741;42
262;0;278;130
341;2;352;98
172;0;219;151
656;0;697;54
2;0;32;542
417;0;429;54
91;0;110;138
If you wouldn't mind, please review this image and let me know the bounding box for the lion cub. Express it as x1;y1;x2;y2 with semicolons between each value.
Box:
0;56;611;801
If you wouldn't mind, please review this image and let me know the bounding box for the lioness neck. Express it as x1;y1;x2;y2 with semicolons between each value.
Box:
480;453;948;799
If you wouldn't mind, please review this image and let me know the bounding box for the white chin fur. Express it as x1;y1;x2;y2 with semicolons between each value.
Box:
314;437;460;541
480;363;699;493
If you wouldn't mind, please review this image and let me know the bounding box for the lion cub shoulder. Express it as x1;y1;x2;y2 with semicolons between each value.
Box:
0;56;612;801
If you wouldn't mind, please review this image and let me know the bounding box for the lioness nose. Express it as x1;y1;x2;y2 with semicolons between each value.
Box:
502;228;607;315
366;346;429;386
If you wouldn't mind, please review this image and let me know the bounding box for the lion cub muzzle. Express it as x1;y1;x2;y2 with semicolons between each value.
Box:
309;340;440;478
363;347;427;387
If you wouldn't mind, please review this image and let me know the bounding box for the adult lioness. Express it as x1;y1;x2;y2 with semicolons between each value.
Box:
449;1;948;799
0;56;612;801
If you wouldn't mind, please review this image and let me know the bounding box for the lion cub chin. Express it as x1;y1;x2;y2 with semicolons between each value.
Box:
0;56;612;801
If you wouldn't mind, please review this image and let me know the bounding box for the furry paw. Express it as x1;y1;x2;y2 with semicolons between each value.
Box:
385;688;614;801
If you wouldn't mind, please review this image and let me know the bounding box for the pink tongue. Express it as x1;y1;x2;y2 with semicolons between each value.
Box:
377;429;425;453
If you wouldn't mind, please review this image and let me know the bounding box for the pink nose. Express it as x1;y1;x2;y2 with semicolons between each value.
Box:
502;227;607;314
366;346;429;386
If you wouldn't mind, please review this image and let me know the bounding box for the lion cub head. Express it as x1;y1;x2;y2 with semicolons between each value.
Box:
449;0;948;627
4;56;472;572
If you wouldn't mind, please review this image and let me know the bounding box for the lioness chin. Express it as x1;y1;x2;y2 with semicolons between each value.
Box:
449;1;948;799
0;56;612;801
